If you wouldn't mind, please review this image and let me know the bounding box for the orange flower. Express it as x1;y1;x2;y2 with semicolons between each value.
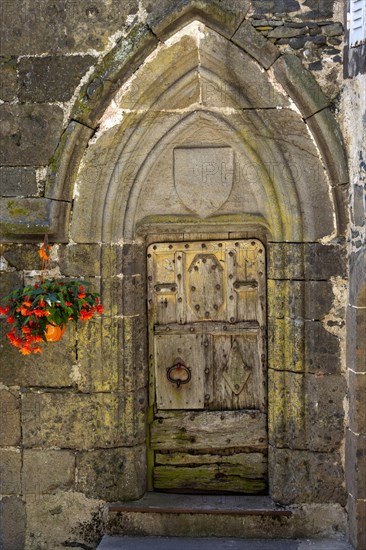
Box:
38;246;50;261
20;306;29;316
19;347;31;355
78;293;86;299
23;301;32;307
22;327;31;334
32;347;43;354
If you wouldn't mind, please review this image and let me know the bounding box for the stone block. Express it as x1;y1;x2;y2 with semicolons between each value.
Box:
305;242;348;279
268;318;341;375
267;243;305;279
2;243;40;270
268;26;308;38
121;243;146;277
0;390;20;446
0;57;18;101
268;370;345;450
0;197;71;241
349;370;366;434
306;108;349;185
100;276;123;317
0;497;26;550
25;491;103;550
72;22;159;128
117;34;200;111
77;317;122;392
76;444;146;501
0;319;77;388
58;244;101;277
353;185;365;227
22;392;128;449
0;166;38;197
119;387;147;446
272;54;329;119
346;429;366;500
321;23;343;37
200;28;289;109
267;280;333;320
0;450;21;495
46;121;95;202
118;316;148;393
22;450;75;496
144;0;251;40
269;447;346;505
0;270;23;297
0;104;63;165
252;0;301;16
232;20;280;69
348;495;366;550
0;0;139;56
18;55;95;102
122;274;146;317
268;242;347;280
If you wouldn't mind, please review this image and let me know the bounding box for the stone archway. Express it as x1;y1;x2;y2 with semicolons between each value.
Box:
43;10;348;512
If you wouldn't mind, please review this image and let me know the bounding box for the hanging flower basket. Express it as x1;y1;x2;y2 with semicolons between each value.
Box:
0;242;103;355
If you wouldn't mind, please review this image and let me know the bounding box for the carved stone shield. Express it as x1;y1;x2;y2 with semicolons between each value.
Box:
174;146;234;218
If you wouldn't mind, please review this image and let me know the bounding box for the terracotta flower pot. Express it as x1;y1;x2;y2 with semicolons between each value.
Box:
45;324;66;342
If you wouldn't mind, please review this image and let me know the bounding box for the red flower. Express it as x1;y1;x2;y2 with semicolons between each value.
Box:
22;327;31;334
0;305;10;315
6;316;15;324
78;293;86;299
80;310;93;321
96;304;104;313
65;301;72;307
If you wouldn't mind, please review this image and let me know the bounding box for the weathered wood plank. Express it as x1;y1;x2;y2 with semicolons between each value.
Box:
151;410;267;451
154;322;260;335
155;452;267;476
154;465;267;493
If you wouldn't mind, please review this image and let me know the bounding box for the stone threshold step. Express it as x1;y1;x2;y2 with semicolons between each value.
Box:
108;493;291;517
97;536;354;550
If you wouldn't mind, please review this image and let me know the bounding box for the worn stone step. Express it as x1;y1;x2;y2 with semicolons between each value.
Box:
105;493;345;539
97;535;354;550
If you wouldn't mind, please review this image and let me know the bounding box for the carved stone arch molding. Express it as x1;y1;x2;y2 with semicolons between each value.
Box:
6;6;349;509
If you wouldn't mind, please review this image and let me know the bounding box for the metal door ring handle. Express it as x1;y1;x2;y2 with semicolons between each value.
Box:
167;361;191;387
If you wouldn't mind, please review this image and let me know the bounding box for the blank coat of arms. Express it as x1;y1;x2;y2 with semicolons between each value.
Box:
174;146;234;218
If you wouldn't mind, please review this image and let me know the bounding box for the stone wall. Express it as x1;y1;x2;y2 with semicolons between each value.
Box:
341;2;366;545
0;1;363;549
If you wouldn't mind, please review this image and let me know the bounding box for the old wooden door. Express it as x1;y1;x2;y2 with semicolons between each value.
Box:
147;240;267;494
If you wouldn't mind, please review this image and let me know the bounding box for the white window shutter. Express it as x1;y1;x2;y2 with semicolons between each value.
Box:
350;0;366;46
